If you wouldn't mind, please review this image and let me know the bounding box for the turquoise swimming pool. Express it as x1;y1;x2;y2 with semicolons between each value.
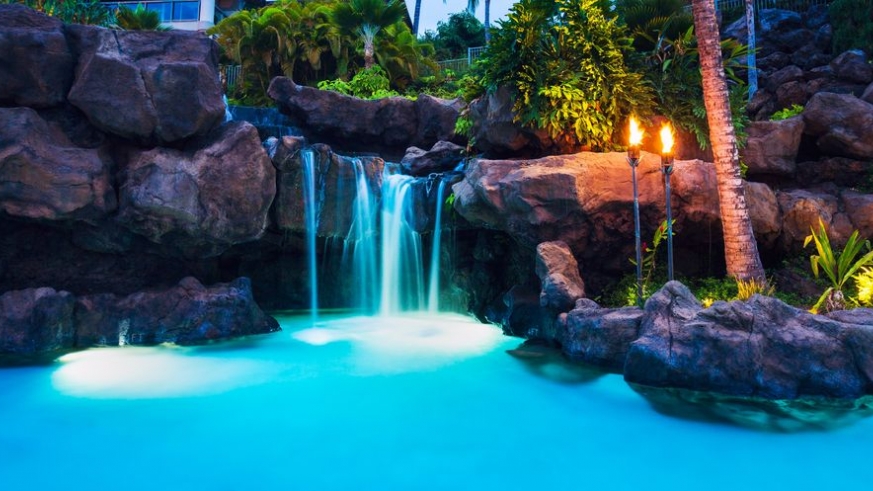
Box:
1;313;871;490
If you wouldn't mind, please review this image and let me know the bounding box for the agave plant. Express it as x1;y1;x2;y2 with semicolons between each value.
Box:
804;218;873;313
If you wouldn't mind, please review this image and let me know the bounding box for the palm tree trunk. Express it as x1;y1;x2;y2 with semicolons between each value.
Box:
690;0;765;282
364;37;375;69
413;0;421;36
484;0;491;43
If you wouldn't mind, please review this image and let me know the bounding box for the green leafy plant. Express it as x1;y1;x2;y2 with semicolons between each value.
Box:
770;104;804;121
854;267;873;307
318;65;399;98
735;278;775;300
114;4;169;31
454;114;473;138
830;0;873;55
804;218;873;313
634;23;750;150
3;0;111;25
471;0;655;151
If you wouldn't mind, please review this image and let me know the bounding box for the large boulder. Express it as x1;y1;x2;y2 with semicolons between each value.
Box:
535;241;585;311
842;191;873;240
74;277;279;347
66;25;224;145
268;77;459;157
0;287;75;356
803;92;873;159
0;5;74;108
558;298;643;373
777;188;852;251
452;152;744;271
0;107;115;221
401;140;466;176
452;152;662;256
625;282;873;402
742;116;804;177
117;122;275;257
830;50;873;85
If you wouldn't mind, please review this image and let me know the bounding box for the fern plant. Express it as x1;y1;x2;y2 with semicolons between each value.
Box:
804;219;873;313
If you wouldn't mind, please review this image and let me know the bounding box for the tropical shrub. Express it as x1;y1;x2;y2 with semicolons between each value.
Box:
2;0;111;25
471;0;655;151
318;65;399;99
829;0;873;55
770;104;804;121
209;0;434;105
804;219;873;313
114;4;169;31
422;11;486;60
615;0;692;52
632;24;750;149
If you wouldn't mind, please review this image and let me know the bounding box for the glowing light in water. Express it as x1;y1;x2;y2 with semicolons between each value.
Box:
427;178;447;313
380;173;425;315
302;149;319;321
53;347;271;398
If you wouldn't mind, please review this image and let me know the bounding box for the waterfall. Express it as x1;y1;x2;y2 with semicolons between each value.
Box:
427;179;447;313
223;95;232;123
344;159;379;313
302;150;319;320
380;173;425;315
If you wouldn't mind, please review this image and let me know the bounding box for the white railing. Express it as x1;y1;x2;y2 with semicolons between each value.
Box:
695;0;830;12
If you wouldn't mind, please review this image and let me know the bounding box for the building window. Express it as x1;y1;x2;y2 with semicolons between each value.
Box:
103;1;201;23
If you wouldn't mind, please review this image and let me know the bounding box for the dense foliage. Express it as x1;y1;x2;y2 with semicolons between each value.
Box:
317;65;399;99
1;0;110;25
829;0;873;55
470;0;654;150
420;11;486;60
209;0;434;105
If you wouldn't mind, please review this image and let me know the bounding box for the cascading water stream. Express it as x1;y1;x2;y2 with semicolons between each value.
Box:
427;179;447;313
344;159;379;313
380;172;425;315
302;150;319;321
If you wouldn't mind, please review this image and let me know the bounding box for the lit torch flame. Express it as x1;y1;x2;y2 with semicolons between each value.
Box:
629;117;643;147
660;123;674;155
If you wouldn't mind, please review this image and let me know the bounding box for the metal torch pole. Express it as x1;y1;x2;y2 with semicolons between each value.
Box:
629;152;643;307
662;155;675;282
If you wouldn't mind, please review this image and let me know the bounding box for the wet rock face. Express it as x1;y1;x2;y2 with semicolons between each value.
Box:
75;277;280;347
0;287;75;355
65;25;224;145
117;122;276;257
270;140;385;238
0;5;74;108
0;107;116;222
